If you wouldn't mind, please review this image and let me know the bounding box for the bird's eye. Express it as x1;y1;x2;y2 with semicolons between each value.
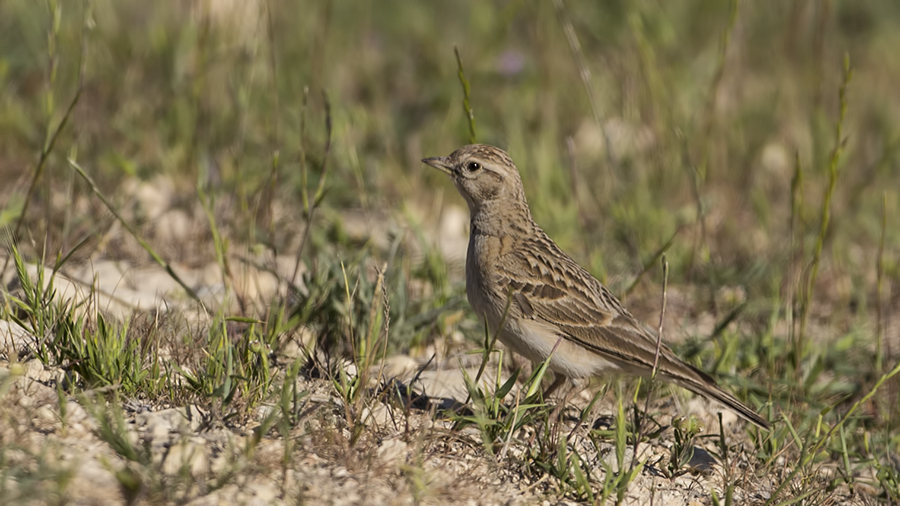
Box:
466;162;481;172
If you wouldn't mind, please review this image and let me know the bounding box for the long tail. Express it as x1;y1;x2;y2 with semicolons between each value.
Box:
669;367;771;430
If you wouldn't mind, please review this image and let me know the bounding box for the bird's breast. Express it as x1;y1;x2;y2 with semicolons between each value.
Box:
465;233;505;321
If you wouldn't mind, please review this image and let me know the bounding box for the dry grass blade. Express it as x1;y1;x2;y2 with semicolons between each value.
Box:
798;54;853;347
454;46;477;144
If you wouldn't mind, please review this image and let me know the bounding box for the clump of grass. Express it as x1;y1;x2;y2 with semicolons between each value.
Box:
449;351;549;456
174;316;278;421
665;415;703;478
5;243;160;396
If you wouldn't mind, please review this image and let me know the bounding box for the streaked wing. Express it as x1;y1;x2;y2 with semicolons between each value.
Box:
496;232;684;374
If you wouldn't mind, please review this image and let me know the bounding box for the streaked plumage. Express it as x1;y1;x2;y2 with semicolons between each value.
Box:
423;144;770;429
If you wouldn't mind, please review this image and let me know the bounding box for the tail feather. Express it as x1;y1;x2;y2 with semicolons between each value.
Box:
674;374;771;430
655;360;770;429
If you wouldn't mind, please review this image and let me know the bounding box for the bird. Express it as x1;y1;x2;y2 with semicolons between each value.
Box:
422;144;770;429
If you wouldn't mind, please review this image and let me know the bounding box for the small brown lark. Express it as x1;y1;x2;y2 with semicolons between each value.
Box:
423;144;770;429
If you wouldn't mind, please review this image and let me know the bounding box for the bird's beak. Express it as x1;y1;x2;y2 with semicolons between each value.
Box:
422;156;453;175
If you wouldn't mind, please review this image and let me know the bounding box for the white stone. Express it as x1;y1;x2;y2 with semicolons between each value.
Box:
376;438;408;465
163;441;210;476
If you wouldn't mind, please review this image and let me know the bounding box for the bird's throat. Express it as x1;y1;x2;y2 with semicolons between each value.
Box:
469;201;533;238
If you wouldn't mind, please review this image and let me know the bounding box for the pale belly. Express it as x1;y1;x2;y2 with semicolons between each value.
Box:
496;316;622;379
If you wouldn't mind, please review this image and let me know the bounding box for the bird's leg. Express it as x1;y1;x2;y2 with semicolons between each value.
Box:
524;375;571;447
542;374;567;400
542;375;572;425
547;386;571;420
547;379;582;443
542;375;573;421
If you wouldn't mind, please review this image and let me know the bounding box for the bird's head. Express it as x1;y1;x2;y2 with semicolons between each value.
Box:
422;144;528;215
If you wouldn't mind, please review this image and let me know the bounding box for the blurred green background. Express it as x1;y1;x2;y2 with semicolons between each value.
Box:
1;0;898;325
